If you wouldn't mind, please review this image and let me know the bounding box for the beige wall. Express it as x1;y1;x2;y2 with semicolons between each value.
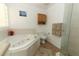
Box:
46;3;65;48
6;3;48;35
7;3;46;29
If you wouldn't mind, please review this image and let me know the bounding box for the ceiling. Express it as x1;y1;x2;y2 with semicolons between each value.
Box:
31;3;51;9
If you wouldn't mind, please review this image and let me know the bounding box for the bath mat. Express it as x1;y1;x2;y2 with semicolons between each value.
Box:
35;47;54;56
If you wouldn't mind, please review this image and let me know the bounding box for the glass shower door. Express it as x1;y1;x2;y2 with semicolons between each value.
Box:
61;4;73;56
61;3;79;56
68;4;79;56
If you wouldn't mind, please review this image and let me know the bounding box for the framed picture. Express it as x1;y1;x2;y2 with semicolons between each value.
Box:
19;11;27;17
52;23;63;37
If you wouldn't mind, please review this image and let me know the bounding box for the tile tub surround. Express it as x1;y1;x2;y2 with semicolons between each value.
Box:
7;28;37;36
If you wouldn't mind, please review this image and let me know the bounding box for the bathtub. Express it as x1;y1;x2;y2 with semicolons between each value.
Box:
5;34;40;56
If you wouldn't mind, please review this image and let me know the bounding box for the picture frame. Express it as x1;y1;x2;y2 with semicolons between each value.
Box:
19;11;27;17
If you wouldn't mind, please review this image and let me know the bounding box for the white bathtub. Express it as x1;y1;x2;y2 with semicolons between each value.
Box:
5;34;40;56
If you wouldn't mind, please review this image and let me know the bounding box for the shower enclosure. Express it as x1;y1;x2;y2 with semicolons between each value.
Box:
61;3;79;56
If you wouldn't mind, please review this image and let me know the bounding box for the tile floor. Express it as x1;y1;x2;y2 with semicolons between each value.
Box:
34;41;60;56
